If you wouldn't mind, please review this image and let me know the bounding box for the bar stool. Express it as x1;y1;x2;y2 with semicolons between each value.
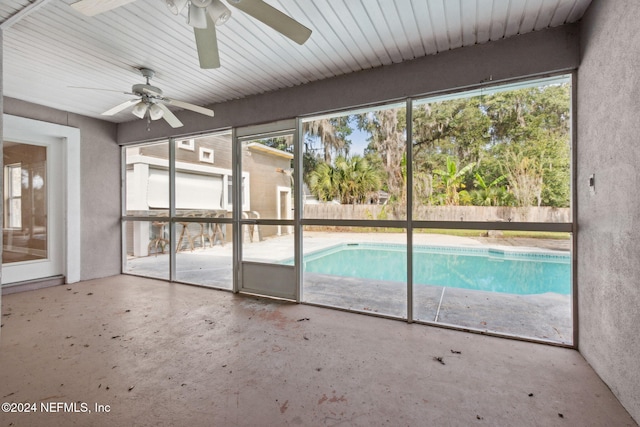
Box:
176;211;196;252
210;211;227;246
148;212;169;256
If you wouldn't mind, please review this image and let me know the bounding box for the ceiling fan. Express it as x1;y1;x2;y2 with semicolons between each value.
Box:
70;0;312;69
96;67;214;129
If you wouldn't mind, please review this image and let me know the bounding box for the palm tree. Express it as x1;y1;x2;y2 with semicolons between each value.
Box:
471;172;507;206
335;155;383;204
308;155;383;204
307;162;338;202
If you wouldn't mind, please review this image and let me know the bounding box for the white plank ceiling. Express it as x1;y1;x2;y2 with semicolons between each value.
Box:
1;0;593;124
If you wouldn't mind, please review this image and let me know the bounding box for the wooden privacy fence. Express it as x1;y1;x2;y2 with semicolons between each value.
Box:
303;204;570;223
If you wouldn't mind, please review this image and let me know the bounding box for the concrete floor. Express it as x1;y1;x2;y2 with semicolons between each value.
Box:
0;275;636;427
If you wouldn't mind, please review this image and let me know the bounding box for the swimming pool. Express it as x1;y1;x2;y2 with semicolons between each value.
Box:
297;243;571;295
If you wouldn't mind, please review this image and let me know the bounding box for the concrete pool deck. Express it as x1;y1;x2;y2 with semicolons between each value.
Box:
126;232;573;344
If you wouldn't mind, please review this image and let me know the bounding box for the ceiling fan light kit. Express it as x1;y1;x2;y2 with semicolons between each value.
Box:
208;0;232;25
131;101;148;119
149;104;165;121
188;3;208;28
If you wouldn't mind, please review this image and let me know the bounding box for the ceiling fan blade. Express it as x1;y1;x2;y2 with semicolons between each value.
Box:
194;15;221;69
163;98;214;117
69;86;135;95
229;0;311;45
101;99;139;116
70;0;137;16
155;103;184;128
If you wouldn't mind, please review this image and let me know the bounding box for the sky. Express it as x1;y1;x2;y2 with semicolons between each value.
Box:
348;126;371;156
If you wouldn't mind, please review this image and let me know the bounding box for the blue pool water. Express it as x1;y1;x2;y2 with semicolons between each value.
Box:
298;243;570;295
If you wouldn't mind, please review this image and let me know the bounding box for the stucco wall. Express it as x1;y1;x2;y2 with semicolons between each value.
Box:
578;0;640;422
3;97;120;282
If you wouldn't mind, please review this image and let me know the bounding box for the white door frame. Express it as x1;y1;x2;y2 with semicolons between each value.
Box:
2;115;81;284
235;121;297;300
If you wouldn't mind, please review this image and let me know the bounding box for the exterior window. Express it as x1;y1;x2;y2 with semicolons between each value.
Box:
177;139;195;151
5;163;22;229
199;147;214;163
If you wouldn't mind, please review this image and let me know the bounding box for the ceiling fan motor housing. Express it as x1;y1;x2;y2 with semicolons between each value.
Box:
132;84;163;97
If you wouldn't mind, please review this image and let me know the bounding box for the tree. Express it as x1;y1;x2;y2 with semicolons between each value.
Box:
412;97;491;174
307;161;338;202
307;155;383;204
503;151;544;207
483;84;571;207
303;117;352;164
433;157;475;205
355;108;407;204
302;81;571;208
470;172;508;206
411;82;571;207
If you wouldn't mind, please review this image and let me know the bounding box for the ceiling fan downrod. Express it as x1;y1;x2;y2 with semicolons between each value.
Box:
139;68;155;84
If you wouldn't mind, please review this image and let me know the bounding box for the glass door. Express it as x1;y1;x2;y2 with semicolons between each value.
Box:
2;140;63;284
237;129;296;300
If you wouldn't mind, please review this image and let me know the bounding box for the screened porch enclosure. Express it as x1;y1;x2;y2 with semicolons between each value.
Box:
122;75;574;345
